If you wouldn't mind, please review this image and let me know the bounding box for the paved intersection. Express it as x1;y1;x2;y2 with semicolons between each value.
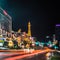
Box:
0;48;53;60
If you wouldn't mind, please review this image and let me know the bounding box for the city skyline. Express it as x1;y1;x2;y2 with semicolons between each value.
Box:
0;0;59;40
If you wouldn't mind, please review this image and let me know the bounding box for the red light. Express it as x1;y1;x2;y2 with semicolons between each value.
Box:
3;10;7;15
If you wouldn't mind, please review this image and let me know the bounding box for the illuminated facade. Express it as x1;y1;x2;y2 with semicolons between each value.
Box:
27;21;31;36
55;24;60;47
0;7;12;35
55;24;60;41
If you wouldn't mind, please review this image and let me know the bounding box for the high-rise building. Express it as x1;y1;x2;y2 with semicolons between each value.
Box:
0;7;12;35
55;24;60;47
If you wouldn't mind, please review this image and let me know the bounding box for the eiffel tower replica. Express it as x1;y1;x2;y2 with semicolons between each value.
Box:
27;21;31;37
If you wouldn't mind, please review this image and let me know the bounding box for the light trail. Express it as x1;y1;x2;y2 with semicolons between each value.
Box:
4;49;52;60
0;52;26;56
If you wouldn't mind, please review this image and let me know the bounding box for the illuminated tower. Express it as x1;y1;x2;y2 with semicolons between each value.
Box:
27;21;31;36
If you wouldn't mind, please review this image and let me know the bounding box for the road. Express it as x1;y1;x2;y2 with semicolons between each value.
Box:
0;48;53;60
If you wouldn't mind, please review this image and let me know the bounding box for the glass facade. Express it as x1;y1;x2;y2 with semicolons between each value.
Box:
0;7;12;35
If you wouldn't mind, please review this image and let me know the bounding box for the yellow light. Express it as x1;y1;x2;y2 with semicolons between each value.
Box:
8;40;14;47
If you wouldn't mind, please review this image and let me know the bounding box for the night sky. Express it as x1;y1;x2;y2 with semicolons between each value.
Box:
0;0;59;40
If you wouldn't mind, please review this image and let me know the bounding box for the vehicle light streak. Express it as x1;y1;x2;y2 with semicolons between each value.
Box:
4;49;52;60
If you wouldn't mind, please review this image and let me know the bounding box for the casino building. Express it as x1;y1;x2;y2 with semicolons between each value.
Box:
55;24;60;49
0;7;12;35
